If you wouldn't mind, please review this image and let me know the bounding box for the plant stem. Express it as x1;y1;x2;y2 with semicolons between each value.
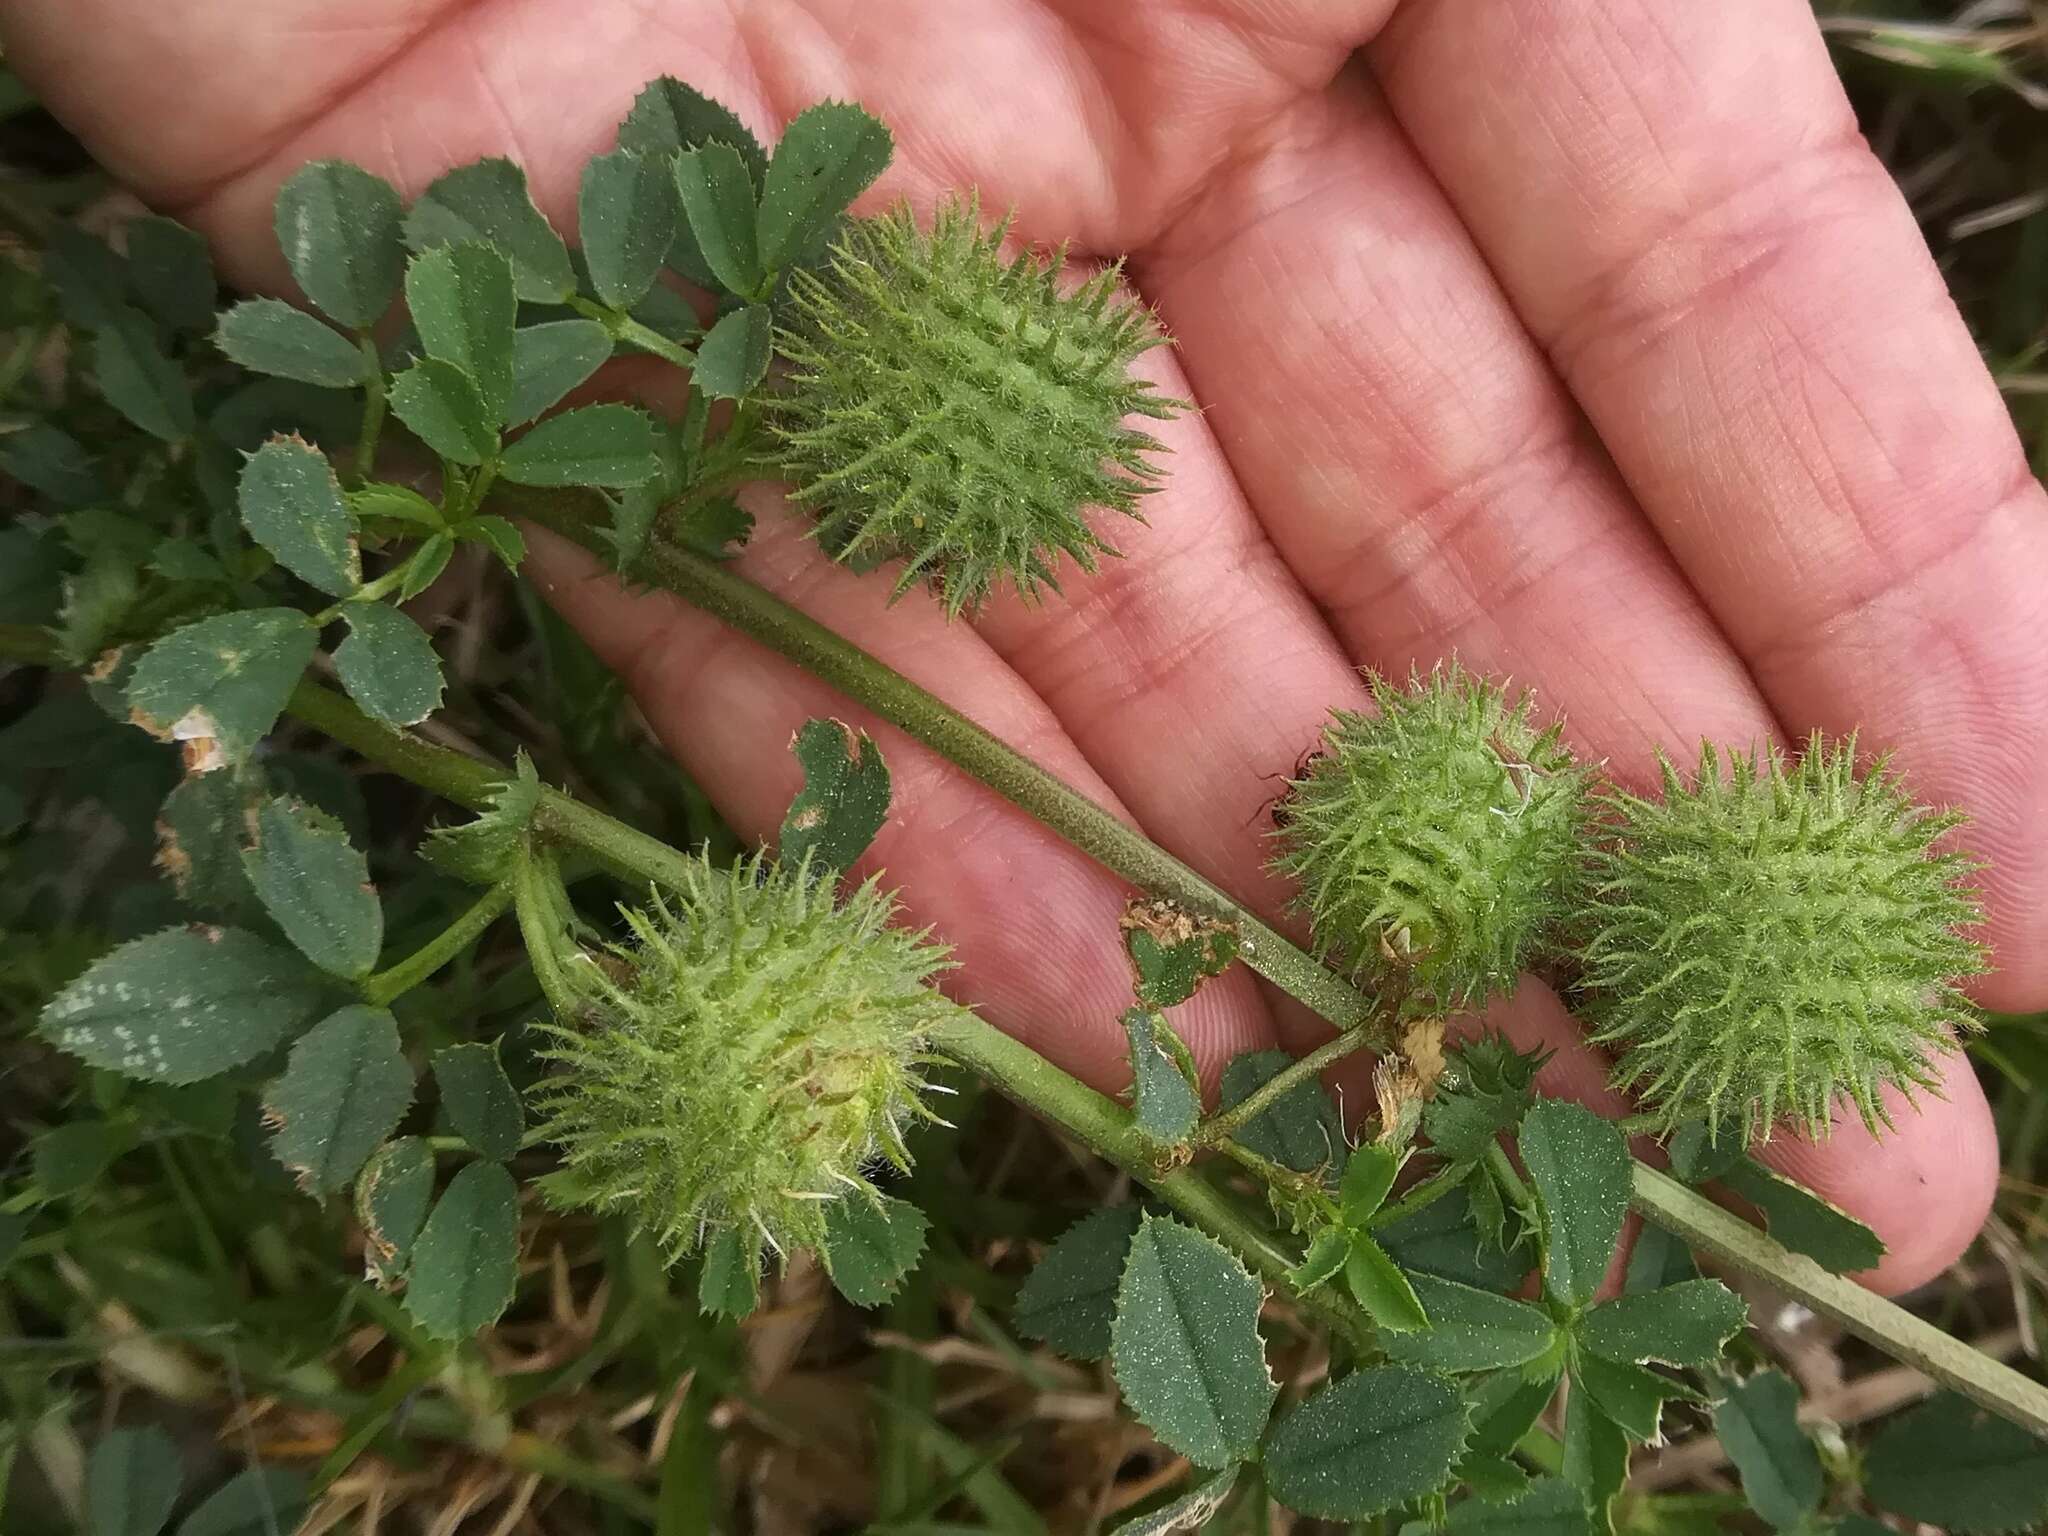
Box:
361;883;515;1007
1630;1163;2048;1437
513;494;1387;1049
512;851;581;1018
1197;1023;1381;1148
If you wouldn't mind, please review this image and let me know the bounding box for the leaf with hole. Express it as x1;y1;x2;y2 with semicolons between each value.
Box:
1124;905;1239;1011
241;796;382;978
335;601;445;727
1261;1364;1469;1519
780;717;890;875
265;1005;413;1193
404;1160;520;1338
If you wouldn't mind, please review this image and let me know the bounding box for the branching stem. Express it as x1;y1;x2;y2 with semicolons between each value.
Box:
361;882;514;1007
1196;1023;1382;1148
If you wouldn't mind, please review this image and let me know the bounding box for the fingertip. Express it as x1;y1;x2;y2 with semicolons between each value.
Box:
1750;1049;1998;1296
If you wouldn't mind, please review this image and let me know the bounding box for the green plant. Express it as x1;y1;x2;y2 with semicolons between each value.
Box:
1;61;2044;1536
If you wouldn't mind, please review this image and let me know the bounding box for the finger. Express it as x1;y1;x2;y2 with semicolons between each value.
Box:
1373;0;2048;1010
521;522;1281;1095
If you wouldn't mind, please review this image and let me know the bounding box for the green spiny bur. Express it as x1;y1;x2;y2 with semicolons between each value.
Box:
1580;734;1984;1142
1274;664;1587;1014
769;195;1183;616
528;851;963;1261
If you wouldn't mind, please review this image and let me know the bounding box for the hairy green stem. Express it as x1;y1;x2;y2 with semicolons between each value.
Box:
361;883;515;1007
512;852;580;1018
1631;1164;2048;1437
1197;1023;1381;1148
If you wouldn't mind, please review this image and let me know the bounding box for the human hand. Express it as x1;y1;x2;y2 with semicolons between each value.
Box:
10;0;2041;1293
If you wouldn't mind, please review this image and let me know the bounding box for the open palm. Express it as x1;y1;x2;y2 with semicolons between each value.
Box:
12;0;2045;1293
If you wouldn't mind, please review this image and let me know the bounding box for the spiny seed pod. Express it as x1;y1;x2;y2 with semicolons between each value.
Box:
1580;736;1985;1143
769;195;1183;616
1273;664;1588;1014
528;852;963;1261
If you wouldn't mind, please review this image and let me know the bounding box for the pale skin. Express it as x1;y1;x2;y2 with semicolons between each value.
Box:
11;0;2044;1294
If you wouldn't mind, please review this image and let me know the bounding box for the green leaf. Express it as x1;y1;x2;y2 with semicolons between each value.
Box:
822;1193;929;1306
459;515;526;572
1864;1392;2048;1535
433;1042;524;1160
500;403;660;487
1518;1100;1630;1308
1110;1467;1241;1535
673;143;763;296
350;482;444;531
780;717;890;874
95;307;195;441
40;926;327;1084
580;149;679;310
1124;1008;1200;1145
1260;1365;1469;1519
1469;1372;1559;1459
1340;1142;1400;1226
1714;1371;1821;1530
34;1118;132;1197
697;1227;762;1318
1572;1354;1691;1444
1379;1180;1531;1293
1111;1215;1276;1468
757;101;893;272
507;319;612;425
1123;905;1239;1011
0;422;108;506
215;298;370;388
1666;1120;1744;1185
86;1426;184;1536
691;303;772;399
387;357;499;465
1579;1278;1746;1368
157;767;267;917
1218;1050;1343;1176
175;1466;309;1536
1560;1389;1628;1514
1446;1479;1595;1536
1457;1453;1532;1505
241;796;382;978
404;1160;520;1338
1380;1274;1557;1373
406;241;517;423
1622;1221;1698;1293
421;753;542;885
264;1005;413;1193
1288;1227;1352;1292
397;532;455;602
1424;1041;1539;1166
1721;1159;1885;1274
335;601;445;727
237;435;359;596
273;160;405;328
1345;1231;1430;1333
125;215;216;333
355;1136;434;1284
1014;1205;1141;1361
404;158;575;304
618;76;769;181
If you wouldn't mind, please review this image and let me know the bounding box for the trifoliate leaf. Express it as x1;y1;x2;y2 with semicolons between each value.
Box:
123;215;216;333
40;926;328;1084
618;76;768;182
240;796;382;979
1518;1100;1630;1309
1380;1274;1557;1373
215;298;370;388
128;609;318;770
387;357;499;465
1124;1008;1200;1146
237;435;359;596
1720;1158;1885;1274
1572;1354;1692;1444
1560;1389;1628;1514
1110;1467;1241;1535
673;142;764;296
580;149;679;310
1289;1227;1353;1292
1339;1142;1400;1226
1863;1392;2048;1534
1715;1371;1821;1530
95;307;195;441
758;100;893;272
175;1466;309;1536
1379;1180;1531;1293
1446;1478;1594;1536
356;1136;434;1285
691;302;772;399
697;1227;761;1318
822;1193;929;1306
780;717;890;875
433;1042;524;1160
499;403;660;487
405;241;517;423
421;752;542;885
404;158;575;304
1217;1049;1343;1176
1015;1205;1141;1360
507;319;612;425
1122;900;1240;1011
273;160;405;328
265;1005;413;1193
335;601;445;726
405;1160;520;1338
1579;1278;1747;1368
1261;1365;1469;1520
1469;1373;1561;1466
1111;1215;1276;1468
1345;1231;1430;1333
86;1425;184;1536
